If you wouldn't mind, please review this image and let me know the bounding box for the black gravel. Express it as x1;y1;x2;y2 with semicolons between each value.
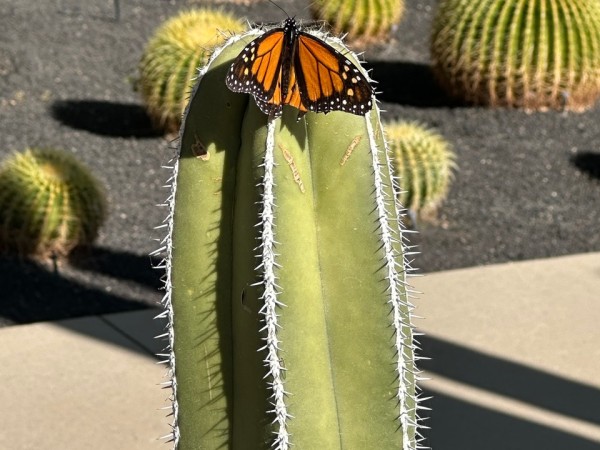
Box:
1;0;598;326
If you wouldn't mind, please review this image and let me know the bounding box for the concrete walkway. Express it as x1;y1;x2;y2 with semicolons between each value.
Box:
1;253;599;449
411;252;600;449
0;309;170;450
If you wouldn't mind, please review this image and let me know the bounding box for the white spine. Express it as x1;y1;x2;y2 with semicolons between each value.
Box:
366;113;418;450
258;120;290;449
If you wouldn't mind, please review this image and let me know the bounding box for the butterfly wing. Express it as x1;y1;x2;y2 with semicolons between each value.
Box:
294;32;374;116
256;68;308;117
281;64;309;114
226;28;287;115
226;20;373;118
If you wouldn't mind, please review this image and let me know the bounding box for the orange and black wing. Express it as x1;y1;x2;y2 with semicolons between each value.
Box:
226;19;373;118
255;62;309;117
226;28;287;116
294;32;374;116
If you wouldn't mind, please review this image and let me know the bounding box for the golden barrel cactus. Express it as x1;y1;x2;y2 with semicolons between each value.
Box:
311;0;404;46
386;121;456;218
431;0;600;111
0;148;107;258
138;9;246;132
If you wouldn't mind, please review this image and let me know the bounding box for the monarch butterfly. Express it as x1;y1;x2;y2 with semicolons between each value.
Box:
226;17;374;118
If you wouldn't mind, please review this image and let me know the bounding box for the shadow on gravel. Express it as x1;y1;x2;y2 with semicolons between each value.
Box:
364;60;459;108
50;99;160;138
0;256;149;325
571;151;600;180
69;246;164;291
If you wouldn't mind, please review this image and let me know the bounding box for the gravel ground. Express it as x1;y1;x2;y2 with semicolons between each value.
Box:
1;0;599;325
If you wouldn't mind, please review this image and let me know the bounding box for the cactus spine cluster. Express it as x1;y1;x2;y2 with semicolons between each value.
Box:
0;148;106;258
431;0;600;111
158;29;422;449
386;121;456;217
311;0;404;46
138;9;246;132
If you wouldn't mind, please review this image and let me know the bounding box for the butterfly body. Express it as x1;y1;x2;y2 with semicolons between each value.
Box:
226;18;374;118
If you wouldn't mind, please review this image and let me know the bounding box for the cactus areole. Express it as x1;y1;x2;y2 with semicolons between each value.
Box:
160;28;422;449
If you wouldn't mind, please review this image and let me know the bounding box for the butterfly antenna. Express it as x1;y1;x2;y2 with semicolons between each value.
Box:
267;0;290;19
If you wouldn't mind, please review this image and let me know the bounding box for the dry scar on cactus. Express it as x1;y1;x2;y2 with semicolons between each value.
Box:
431;0;600;111
0;148;107;259
138;8;246;132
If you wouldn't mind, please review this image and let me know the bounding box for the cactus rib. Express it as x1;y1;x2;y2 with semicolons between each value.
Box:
259;121;290;448
367;116;416;449
157;31;259;446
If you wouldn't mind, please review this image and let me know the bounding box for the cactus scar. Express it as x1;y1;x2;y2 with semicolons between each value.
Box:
278;144;305;193
191;134;209;160
340;135;362;165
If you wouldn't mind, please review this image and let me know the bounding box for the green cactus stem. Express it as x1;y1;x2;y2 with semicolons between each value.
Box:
386;121;456;220
0;148;107;258
138;8;246;132
157;28;422;449
311;0;404;46
431;0;600;111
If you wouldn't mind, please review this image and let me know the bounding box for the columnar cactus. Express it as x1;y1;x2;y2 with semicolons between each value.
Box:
158;28;422;449
311;0;404;46
0;148;107;257
386;121;456;218
431;0;600;111
138;9;246;132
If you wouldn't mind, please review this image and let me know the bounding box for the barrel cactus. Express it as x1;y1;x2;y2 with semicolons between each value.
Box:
311;0;404;46
431;0;600;111
157;27;422;449
0;148;107;258
138;8;246;132
386;121;456;219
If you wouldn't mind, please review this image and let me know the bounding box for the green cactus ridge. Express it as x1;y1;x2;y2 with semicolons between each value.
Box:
138;8;246;132
161;28;421;449
311;0;404;45
0;148;107;257
386;121;456;216
431;0;600;111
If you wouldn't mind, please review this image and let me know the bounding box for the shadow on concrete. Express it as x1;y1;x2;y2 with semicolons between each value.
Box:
421;391;599;450
57;308;167;359
44;319;600;447
0;248;164;358
419;334;600;448
5;254;599;447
